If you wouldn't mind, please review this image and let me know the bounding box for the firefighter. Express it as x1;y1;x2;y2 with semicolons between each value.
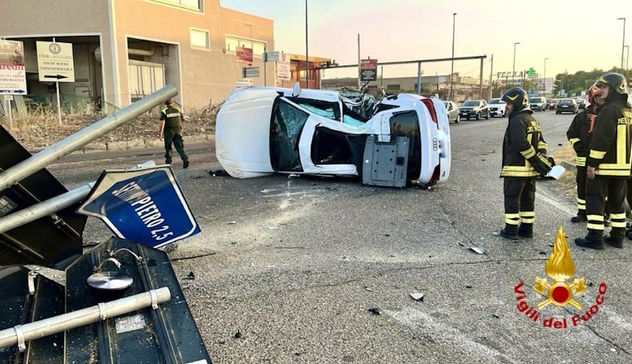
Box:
575;73;632;250
566;83;603;222
499;87;554;240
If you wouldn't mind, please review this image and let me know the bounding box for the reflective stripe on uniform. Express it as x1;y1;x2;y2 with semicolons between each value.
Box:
587;214;604;222
610;212;627;228
587;223;605;230
520;146;536;159
611;221;627;228
576;157;586;167
610;212;626;219
577;198;586;210
505;213;520;225
538;141;548;151
589;150;607;159
569;138;580;146
520;211;535;224
166;113;181;118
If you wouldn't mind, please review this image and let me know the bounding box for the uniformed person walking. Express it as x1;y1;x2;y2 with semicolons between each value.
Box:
159;98;189;168
575;73;632;250
499;87;554;240
566;83;602;222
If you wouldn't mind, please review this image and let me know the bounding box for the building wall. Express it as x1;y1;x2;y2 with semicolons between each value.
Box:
0;0;116;109
113;0;274;110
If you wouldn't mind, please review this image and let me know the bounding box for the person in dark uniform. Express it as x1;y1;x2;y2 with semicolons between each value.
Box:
159;98;189;168
499;87;554;240
566;83;603;222
575;73;631;250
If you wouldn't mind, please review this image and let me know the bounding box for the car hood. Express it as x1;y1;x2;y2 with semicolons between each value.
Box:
215;88;277;178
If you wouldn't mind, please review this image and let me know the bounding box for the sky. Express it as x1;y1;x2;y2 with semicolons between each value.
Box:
220;0;632;81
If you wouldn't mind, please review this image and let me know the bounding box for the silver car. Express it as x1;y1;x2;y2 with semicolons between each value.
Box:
443;101;460;123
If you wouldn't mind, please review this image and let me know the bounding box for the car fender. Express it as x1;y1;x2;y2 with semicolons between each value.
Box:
430;98;451;182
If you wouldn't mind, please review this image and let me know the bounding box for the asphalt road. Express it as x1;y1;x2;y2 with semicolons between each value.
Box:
48;109;632;363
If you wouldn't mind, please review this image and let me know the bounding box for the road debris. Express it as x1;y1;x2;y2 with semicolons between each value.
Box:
368;307;382;315
409;293;424;301
470;244;487;255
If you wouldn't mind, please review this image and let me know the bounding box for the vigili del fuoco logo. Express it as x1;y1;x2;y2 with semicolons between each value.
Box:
513;227;607;329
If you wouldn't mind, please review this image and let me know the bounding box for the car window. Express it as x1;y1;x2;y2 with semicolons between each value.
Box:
490;99;504;104
270;99;309;172
290;98;341;121
462;100;479;106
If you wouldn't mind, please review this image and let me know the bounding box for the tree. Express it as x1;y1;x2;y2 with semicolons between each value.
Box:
552;68;632;96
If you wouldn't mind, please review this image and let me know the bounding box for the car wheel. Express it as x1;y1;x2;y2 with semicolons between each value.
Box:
556;111;560;114
455;114;460;123
485;111;489;120
475;113;480;121
466;117;470;120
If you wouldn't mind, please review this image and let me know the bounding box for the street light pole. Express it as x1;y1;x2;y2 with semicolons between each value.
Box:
543;57;549;97
512;42;520;86
625;45;630;70
449;12;456;100
305;0;309;88
617;17;626;70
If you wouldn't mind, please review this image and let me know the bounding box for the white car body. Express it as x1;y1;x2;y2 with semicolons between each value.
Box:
488;98;506;117
215;87;451;186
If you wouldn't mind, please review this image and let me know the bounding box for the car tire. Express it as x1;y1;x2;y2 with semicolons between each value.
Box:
556;111;560;114
485;111;489;120
455;114;460;123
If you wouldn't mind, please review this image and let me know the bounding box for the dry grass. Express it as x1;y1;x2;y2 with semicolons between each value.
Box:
0;106;215;151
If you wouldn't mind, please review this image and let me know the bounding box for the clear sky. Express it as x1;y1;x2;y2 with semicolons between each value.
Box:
220;0;631;80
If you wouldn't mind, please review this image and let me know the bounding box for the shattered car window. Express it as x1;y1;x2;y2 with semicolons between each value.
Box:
297;102;338;120
270;99;309;172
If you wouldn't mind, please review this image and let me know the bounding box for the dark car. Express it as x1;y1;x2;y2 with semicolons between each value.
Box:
459;99;489;120
556;98;578;114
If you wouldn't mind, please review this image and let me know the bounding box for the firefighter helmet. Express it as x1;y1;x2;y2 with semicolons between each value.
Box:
501;87;529;112
595;72;628;96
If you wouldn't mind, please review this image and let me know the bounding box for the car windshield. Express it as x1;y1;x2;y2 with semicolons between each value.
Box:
490;99;504;104
560;99;573;105
462;100;479;106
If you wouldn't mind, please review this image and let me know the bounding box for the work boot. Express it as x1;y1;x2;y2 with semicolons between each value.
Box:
571;212;587;223
499;225;518;240
605;235;624;249
574;234;604;250
518;224;533;238
183;160;189;169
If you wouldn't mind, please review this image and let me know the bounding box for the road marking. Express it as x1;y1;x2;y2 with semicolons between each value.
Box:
536;191;574;216
384;307;517;363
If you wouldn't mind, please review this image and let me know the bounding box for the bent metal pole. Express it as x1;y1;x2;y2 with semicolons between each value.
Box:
0;85;177;193
0;287;170;350
0;183;93;235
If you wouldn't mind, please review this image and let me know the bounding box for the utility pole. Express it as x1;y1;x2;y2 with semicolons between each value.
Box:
357;33;361;90
449;12;456;100
489;54;493;100
305;0;309;88
617;18;626;70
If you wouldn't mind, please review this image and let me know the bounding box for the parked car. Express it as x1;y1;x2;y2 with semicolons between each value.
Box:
576;97;587;110
443;100;460;123
529;97;547;111
488;98;506;118
556;98;578;114
215;86;451;186
546;99;559;110
459;99;489;120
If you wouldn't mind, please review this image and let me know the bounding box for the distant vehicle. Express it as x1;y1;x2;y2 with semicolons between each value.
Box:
488;98;506;118
216;86;451;186
576;97;587;110
556;98;578;114
459;99;489;120
443;101;460;123
546;99;559;110
529;97;547;111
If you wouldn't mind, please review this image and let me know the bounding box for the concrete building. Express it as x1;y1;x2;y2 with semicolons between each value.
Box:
0;0;274;111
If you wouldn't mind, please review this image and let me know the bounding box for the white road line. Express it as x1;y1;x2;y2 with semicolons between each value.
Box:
384;307;517;363
536;191;574;216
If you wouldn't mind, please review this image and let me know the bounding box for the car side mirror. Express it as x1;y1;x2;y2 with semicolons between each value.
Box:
292;82;301;97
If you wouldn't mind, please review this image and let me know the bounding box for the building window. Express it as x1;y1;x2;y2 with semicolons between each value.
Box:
190;28;210;49
225;35;266;57
152;0;202;11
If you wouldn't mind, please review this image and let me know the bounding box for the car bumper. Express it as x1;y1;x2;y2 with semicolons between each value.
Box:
459;111;478;117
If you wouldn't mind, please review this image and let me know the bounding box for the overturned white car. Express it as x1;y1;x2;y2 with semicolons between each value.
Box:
215;86;451;187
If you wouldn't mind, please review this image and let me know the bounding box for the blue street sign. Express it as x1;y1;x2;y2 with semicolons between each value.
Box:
78;166;200;249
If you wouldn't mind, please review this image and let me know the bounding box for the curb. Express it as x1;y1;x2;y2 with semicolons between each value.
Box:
51;134;214;155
